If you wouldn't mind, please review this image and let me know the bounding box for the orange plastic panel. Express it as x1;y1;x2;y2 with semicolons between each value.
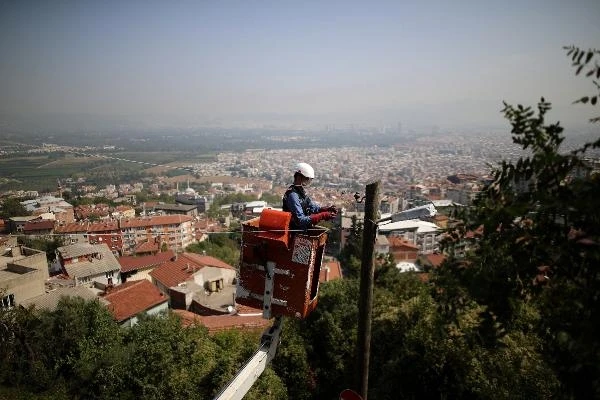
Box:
256;209;291;248
236;217;328;319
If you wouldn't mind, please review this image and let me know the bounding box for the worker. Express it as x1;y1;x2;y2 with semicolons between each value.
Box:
282;162;337;230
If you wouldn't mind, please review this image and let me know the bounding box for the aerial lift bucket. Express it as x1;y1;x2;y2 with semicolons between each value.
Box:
235;208;328;319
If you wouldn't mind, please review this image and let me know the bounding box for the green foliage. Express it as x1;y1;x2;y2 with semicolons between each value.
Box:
210;329;287;400
564;45;600;122
259;192;282;206
119;314;217;400
338;215;363;278
272;320;314;400
0;197;30;219
439;46;600;398
0;298;285;400
186;233;240;267
276;279;361;399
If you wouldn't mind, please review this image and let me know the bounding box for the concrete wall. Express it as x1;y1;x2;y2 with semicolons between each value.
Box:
0;246;48;304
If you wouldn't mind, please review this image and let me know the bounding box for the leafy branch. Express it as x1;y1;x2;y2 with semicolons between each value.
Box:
564;45;600;122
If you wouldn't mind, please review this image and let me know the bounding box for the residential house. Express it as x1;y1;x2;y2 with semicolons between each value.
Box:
131;237;162;256
118;250;175;283
149;252;236;316
55;221;123;254
193;218;219;242
379;219;440;254
380;196;400;214
20;286;106;311
387;236;419;262
22;195;74;224
102;280;169;327
74;204;111;221
87;221;122;255
23;219;55;237
8;216;39;234
54;222;90;245
0;236;49;306
112;205;136;219
56;243;121;288
120;215;194;255
375;235;389;256
445;183;481;206
152;203;198;218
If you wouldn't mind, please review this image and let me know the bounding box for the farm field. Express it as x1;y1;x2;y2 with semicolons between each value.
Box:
0;151;217;193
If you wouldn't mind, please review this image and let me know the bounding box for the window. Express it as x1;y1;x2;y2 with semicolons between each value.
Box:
1;294;15;309
79;276;90;284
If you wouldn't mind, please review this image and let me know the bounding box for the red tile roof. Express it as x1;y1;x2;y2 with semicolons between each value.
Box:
387;236;419;250
55;222;89;233
172;309;270;333
120;215;193;228
149;253;233;288
103;280;167;322
182;252;235;270
133;240;159;254
424;253;446;268
23;219;55;232
320;260;343;282
119;250;175;273
88;221;119;232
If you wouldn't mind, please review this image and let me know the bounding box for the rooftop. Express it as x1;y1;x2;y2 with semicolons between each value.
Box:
20;286;105;311
149;252;233;288
103;280;168;322
120;215;193;228
118;250;175;273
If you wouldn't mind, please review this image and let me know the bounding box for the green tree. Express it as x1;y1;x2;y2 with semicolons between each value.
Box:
0;197;29;219
18;236;65;262
259;192;282;206
338;215;363;278
440;46;600;398
186;233;240;267
277;279;361;399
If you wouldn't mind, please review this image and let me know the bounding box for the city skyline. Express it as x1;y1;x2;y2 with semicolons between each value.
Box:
1;0;599;132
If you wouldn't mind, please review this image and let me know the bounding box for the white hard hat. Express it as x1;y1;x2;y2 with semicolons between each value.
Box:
295;162;315;179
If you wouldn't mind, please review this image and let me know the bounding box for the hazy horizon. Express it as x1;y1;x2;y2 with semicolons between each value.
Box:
1;0;599;132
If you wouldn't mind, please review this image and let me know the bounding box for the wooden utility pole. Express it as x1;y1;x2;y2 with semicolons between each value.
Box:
355;181;381;400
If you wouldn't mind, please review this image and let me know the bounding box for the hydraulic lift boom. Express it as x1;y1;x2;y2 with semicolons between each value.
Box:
213;317;283;400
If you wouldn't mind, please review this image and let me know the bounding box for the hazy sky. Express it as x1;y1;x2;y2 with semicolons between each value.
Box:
1;0;599;130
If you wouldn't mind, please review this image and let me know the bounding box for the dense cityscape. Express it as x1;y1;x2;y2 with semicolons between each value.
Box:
1;0;599;398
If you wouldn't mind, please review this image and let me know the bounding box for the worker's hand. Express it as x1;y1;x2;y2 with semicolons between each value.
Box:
310;211;336;224
324;205;338;214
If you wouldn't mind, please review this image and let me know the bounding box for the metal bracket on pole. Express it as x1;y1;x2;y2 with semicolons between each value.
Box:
262;261;275;319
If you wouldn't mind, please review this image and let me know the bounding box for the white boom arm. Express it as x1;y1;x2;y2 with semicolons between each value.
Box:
213;317;283;400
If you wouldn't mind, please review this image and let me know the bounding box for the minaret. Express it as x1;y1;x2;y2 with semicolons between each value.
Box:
57;178;63;198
